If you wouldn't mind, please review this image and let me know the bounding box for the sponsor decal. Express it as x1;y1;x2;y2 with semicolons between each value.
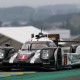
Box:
68;54;80;63
18;54;28;60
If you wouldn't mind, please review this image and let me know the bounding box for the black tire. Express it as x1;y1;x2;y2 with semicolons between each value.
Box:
56;48;62;70
56;62;62;70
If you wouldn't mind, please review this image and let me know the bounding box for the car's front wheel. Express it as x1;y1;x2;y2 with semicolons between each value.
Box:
56;48;62;70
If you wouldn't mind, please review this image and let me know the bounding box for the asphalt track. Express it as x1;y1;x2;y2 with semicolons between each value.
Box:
0;68;80;80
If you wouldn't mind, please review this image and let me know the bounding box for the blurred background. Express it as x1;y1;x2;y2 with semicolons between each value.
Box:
0;0;80;50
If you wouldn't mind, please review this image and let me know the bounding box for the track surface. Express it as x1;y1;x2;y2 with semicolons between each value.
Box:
0;68;80;80
55;75;80;80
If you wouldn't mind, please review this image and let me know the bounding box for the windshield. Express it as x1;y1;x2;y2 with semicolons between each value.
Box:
22;41;56;50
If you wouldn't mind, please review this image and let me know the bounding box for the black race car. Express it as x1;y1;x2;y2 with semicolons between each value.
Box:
0;45;16;70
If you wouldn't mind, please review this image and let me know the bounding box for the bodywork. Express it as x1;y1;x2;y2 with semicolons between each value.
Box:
1;33;80;70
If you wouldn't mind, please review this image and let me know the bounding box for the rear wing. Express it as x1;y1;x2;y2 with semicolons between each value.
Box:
58;41;80;42
57;40;80;47
48;34;80;46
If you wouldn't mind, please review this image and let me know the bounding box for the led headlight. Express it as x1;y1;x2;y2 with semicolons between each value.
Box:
41;50;50;59
0;53;4;59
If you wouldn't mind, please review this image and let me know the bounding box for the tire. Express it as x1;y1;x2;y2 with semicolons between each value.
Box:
56;48;62;70
56;61;62;70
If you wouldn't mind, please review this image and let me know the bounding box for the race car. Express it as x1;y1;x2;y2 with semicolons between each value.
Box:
1;33;80;71
0;45;16;62
0;45;16;70
0;33;59;70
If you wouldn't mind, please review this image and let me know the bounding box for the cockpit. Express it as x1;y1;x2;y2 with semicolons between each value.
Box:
21;41;56;50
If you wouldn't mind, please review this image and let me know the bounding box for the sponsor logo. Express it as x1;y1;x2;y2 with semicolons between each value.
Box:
68;54;80;63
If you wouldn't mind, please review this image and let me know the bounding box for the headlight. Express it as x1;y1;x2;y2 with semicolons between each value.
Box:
40;49;53;60
0;53;4;59
41;50;50;59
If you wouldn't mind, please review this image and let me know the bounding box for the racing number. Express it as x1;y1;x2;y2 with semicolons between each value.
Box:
18;54;28;60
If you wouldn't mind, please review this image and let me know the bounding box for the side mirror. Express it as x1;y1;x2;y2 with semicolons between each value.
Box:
31;34;34;38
